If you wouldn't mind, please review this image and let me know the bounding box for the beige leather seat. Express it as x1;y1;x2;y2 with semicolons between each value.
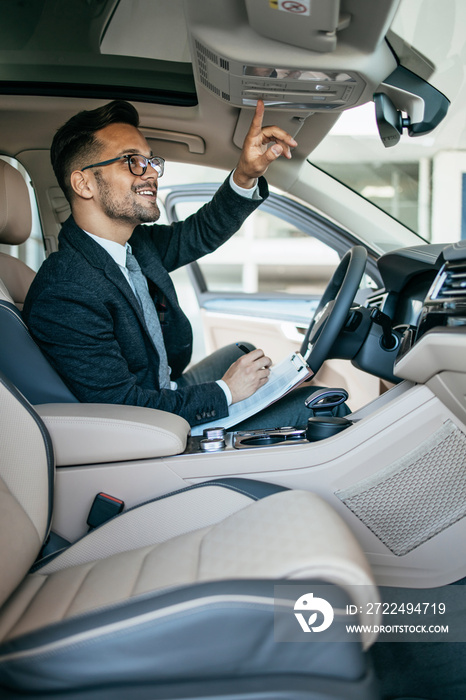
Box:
0;158;35;309
0;372;381;699
0;159;78;404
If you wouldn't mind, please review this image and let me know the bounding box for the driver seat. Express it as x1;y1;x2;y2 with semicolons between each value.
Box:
0;371;381;699
0;159;79;403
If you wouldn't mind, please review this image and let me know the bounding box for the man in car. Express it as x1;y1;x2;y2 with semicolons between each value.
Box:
24;99;345;429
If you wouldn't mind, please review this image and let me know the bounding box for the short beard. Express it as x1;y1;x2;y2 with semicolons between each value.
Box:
94;170;160;225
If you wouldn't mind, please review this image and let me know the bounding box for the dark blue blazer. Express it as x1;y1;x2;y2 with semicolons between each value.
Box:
23;176;268;426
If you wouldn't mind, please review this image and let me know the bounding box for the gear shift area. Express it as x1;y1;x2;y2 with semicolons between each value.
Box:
232;387;353;449
304;387;353;442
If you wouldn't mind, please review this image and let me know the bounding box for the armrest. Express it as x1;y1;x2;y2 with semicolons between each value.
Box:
35;403;190;466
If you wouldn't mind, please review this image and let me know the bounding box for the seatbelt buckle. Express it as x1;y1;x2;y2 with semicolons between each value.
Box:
87;492;125;530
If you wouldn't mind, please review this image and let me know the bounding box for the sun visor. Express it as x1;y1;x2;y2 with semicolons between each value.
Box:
244;0;349;54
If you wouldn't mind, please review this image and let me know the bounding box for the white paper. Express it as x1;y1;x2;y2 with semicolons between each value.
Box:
191;352;311;435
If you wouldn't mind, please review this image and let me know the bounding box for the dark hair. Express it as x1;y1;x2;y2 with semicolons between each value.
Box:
51;100;140;202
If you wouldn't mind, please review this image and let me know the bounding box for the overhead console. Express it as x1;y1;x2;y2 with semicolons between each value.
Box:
192;47;368;112
185;0;449;147
185;0;400;114
245;0;351;54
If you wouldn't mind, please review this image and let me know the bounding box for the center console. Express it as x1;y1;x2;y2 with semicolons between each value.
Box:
185;388;353;454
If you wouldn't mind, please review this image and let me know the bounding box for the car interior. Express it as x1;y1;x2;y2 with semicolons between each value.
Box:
0;0;466;698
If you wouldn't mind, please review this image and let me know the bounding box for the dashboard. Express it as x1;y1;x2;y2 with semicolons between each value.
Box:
351;242;466;382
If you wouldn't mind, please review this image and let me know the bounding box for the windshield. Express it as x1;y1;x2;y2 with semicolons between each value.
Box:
310;0;466;246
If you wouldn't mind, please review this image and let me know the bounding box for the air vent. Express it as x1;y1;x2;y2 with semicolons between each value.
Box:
220;58;229;71
199;76;220;95
195;40;219;65
432;265;466;301
200;75;220;97
194;39;224;97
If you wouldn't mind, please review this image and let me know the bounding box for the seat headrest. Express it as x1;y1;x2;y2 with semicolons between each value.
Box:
0;252;35;307
0;159;32;246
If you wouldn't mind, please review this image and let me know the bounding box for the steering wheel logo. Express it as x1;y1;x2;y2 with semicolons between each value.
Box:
294;592;334;633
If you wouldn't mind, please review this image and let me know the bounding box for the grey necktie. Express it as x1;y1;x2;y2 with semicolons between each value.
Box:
125;250;171;389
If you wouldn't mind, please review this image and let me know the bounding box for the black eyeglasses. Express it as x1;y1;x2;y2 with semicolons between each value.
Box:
81;154;165;177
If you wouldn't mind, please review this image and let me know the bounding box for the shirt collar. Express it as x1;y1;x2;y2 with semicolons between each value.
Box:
83;230;130;268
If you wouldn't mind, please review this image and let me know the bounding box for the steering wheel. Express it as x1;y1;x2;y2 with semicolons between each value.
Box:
300;245;368;375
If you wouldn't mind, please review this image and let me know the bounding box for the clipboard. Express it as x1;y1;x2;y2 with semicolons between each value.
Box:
191;352;311;435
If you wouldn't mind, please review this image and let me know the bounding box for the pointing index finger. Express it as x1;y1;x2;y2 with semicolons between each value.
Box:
249;99;265;135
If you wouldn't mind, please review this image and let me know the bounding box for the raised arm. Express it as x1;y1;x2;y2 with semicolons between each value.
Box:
233;99;298;189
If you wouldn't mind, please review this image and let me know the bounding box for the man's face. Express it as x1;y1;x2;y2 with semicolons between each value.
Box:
90;123;161;225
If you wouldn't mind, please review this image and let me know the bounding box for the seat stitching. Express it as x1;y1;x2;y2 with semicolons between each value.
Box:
1;575;48;640
59;564;96;621
196;481;259;500
0;301;29;330
128;546;156;598
196;526;213;582
33;483;259;574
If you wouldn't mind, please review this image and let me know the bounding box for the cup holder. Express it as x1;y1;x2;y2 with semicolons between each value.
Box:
305;416;352;441
233;428;307;449
232;417;353;449
241;435;292;446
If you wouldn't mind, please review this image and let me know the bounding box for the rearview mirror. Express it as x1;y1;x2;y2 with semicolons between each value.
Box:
374;92;410;148
373;65;449;149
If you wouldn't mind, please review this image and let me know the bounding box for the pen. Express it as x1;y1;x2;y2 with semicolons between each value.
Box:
236;343;251;354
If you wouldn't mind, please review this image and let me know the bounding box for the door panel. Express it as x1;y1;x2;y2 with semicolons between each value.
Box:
164;183;381;300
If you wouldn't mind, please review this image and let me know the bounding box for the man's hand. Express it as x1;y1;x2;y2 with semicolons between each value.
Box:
221;348;272;404
233;99;298;189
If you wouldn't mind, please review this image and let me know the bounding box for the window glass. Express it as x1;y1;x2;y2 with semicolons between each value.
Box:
310;0;466;246
313;158;420;234
0;157;45;272
173;200;340;296
310;103;424;237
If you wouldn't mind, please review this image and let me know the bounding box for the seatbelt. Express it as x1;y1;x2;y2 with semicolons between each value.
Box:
87;492;125;530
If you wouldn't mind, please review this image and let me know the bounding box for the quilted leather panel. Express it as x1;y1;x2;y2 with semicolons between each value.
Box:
0;490;378;647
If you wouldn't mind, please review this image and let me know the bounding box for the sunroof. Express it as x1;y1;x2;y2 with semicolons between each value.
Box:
0;0;197;105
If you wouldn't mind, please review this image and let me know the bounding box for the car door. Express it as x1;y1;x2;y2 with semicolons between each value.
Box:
163;183;383;409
